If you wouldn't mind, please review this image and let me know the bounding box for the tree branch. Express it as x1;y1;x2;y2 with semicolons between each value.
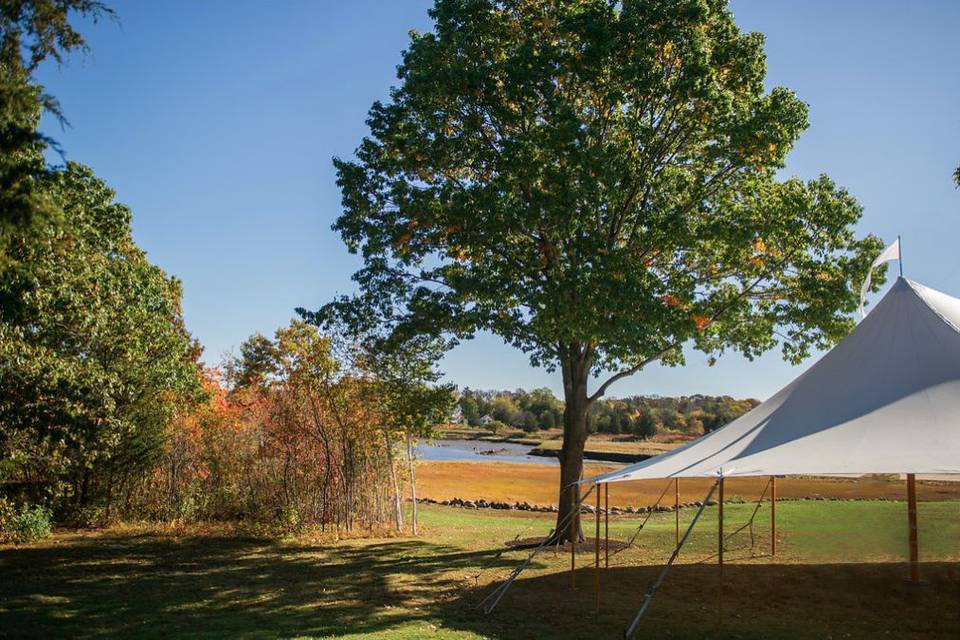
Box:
587;244;805;404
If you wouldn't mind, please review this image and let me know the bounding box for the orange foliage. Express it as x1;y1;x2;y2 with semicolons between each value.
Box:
661;293;683;308
693;314;712;331
138;360;399;535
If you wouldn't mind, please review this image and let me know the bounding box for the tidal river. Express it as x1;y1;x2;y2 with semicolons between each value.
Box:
416;438;616;465
416;439;552;464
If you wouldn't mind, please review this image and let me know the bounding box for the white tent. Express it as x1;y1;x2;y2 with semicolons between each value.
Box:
577;277;960;637
488;276;953;633
589;277;960;485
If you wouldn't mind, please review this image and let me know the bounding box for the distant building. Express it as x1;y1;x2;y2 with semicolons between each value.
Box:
479;414;495;426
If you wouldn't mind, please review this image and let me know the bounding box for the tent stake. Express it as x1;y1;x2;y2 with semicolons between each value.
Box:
604;482;609;569
675;478;680;550
907;473;919;583
771;476;777;556
624;480;719;639
595;485;601;614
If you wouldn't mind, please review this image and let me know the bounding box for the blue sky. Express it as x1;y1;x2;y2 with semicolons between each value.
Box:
35;1;959;401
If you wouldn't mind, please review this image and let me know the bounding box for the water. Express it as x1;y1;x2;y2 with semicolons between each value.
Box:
416;438;557;465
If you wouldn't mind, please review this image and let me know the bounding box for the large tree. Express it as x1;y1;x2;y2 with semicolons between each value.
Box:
321;0;883;541
0;162;202;521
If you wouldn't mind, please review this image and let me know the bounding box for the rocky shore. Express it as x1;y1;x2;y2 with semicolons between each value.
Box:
412;494;899;514
527;448;655;463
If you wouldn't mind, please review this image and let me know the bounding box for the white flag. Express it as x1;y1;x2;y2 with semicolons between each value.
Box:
859;238;900;318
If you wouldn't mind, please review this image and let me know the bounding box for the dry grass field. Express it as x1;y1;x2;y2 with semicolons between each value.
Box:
417;460;960;507
529;438;680;458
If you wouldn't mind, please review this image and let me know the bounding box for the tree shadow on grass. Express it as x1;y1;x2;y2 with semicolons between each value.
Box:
2;532;959;640
0;531;517;639
438;560;960;640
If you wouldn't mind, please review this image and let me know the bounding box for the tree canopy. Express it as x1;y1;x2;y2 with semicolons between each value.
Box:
330;0;881;383
0;0;112;267
322;0;883;541
0;161;202;519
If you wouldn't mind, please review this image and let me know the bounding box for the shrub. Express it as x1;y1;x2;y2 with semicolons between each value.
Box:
278;505;302;535
0;500;53;544
484;419;507;434
73;505;106;529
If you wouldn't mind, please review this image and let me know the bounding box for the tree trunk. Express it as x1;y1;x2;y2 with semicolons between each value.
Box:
405;431;419;536
306;394;333;531
385;433;404;532
555;351;590;543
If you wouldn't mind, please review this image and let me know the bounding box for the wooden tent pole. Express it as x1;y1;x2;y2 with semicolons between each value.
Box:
771;476;777;556
718;477;725;577
718;476;725;629
675;478;680;549
907;473;919;584
604;482;609;569
595;485;601;614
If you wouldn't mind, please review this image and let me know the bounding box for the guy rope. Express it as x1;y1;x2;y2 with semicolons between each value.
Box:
624;479;720;639
478;481;596;614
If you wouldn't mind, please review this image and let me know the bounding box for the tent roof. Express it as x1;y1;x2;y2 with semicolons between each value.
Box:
589;278;960;484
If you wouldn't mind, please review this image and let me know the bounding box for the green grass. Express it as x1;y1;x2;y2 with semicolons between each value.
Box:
1;501;958;639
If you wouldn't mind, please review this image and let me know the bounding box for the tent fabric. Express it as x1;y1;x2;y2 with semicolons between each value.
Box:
588;278;960;484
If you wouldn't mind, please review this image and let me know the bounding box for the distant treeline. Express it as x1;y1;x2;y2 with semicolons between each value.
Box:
457;389;759;437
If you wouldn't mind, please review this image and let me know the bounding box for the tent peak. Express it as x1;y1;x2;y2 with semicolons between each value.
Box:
901;278;960;336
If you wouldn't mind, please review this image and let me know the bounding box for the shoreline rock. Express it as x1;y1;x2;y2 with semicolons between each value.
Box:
412;494;899;513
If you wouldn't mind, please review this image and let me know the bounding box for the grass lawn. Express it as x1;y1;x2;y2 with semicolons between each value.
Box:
1;500;959;639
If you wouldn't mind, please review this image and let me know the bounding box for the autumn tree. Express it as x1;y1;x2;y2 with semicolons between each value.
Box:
321;0;883;541
302;302;456;534
230;322;342;530
226;321;406;534
361;335;454;535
